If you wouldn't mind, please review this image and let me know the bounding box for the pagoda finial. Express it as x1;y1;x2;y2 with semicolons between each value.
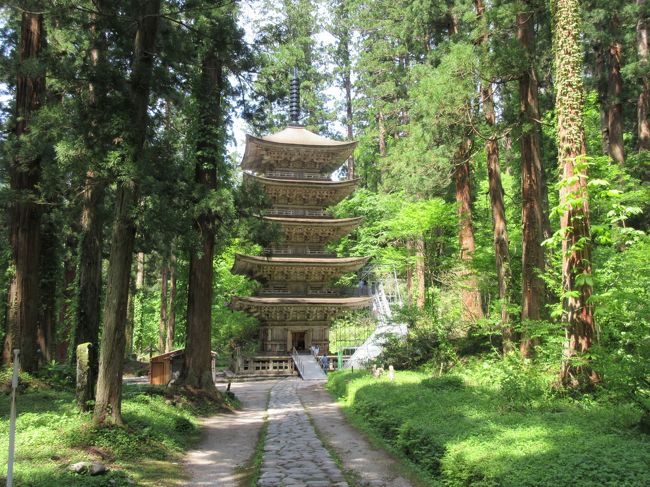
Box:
289;67;301;125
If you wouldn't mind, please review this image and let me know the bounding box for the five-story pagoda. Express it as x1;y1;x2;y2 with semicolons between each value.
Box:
231;74;371;359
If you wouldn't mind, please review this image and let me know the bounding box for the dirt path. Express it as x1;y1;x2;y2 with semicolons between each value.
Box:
184;380;276;486
184;378;412;487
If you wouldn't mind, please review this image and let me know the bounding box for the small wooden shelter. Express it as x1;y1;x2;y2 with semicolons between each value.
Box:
149;349;216;385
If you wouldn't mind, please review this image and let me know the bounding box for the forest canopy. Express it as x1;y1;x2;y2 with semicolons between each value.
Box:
0;0;648;429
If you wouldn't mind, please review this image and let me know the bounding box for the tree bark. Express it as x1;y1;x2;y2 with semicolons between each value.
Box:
166;251;177;353
94;0;160;425
638;0;650;151
517;6;546;357
454;138;484;323
159;259;168;353
74;1;107;380
552;0;598;388
177;48;224;394
3;12;46;372
476;0;513;352
594;45;611;155
126;251;145;357
378;111;386;157
608;32;625;164
415;238;426;310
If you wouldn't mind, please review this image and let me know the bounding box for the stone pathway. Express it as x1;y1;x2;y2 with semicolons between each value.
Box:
259;379;348;487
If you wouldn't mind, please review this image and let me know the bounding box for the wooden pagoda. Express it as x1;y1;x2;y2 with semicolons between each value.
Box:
231;124;371;363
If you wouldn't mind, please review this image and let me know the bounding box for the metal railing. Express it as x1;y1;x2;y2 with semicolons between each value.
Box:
291;347;306;378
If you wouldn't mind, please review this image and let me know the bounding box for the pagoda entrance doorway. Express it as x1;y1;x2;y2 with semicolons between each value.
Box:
291;331;306;351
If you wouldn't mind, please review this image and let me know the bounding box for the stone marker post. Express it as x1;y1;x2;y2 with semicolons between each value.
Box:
76;343;94;411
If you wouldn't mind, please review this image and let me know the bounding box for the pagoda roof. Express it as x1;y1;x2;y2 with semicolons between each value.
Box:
232;254;370;283
241;126;357;174
263;216;363;244
244;173;359;207
230;295;372;322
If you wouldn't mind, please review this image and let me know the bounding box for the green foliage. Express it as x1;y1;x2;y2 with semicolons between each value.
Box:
0;374;208;486
329;369;650;487
329;311;375;353
375;314;457;372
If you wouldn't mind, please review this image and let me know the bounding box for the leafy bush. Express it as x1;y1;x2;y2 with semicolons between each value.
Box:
328;369;650;486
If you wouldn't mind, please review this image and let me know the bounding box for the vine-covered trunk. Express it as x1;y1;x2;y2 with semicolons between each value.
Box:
552;0;598;388
638;0;650;152
4;12;46;372
94;0;160;425
454;139;484;324
177;49;223;394
517;7;546;357
405;239;413;305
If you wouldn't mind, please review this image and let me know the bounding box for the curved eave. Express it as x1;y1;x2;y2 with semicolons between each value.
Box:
262;216;363;226
231;296;372;307
244;172;360;189
241;134;357;174
231;254;370;279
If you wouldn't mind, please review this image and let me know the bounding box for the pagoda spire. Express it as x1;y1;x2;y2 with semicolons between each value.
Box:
289;67;301;126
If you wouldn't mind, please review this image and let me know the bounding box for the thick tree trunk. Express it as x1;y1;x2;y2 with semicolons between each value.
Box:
74;172;105;373
454;139;484;323
608;36;625;164
552;0;598;388
477;0;513;352
94;0;160;425
517;7;546;357
74;2;107;379
3;12;46;371
159;259;168;353
638;0;650;151
415;238;426;310
177;49;223;394
166;251;177;353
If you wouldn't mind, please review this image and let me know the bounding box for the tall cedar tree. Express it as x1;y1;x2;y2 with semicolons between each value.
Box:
73;0;108;389
3;10;46;372
607;13;625;164
450;14;484;323
94;0;161;425
176;25;225;395
552;0;599;388
518;1;547;355
638;0;650;152
475;0;512;350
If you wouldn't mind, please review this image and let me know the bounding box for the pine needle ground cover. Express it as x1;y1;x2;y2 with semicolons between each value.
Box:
0;370;219;486
328;368;650;487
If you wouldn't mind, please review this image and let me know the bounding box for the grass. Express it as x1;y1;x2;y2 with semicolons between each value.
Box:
0;369;225;486
327;366;650;487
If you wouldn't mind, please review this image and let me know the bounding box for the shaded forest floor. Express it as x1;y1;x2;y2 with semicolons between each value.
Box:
0;367;226;486
327;367;650;487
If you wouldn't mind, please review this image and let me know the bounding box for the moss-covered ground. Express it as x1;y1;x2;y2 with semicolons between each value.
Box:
0;370;224;486
327;367;650;487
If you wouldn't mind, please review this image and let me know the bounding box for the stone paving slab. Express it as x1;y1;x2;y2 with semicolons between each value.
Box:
258;379;349;487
